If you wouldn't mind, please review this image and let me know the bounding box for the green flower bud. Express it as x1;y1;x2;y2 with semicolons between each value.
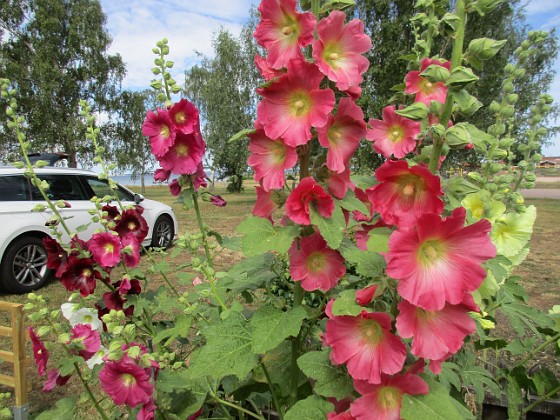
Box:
486;182;497;192
502;82;514;93
514;68;526;78
536;127;548;136
525;173;536;182
506;93;518;104
499;138;515;148
490;163;503;174
467;38;506;61
488;101;500;113
467;172;482;182
492;149;508;160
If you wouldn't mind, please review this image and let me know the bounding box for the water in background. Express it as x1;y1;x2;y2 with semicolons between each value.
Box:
111;173;178;187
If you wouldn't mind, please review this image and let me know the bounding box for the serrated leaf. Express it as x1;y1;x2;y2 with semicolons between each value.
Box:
297;350;354;399
367;228;391;253
401;376;475;420
340;242;385;277
154;314;192;346
237;216;299;255
310;203;345;249
35;397;76;420
251;306;307;354
331;289;363;316
504;337;537;356
506;375;523;419
338;189;369;215
188;313;258;381
454;353;501;404
500;301;553;337
531;367;560;396
217;254;276;292
438;362;462;391
284;395;334;420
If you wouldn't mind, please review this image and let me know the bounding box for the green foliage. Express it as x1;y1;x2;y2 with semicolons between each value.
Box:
34;397;77;420
310;203;346;249
250;305;307;354
284;395;334;420
297;350;354;399
237;216;300;255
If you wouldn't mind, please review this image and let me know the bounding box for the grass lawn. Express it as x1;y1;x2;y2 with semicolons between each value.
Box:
1;182;559;415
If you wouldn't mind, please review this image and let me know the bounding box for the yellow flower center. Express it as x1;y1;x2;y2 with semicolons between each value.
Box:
402;184;415;196
359;319;383;345
128;221;137;231
425;81;433;89
294;100;304;109
160;124;170;138
83;315;92;322
290;92;312;117
306;252;326;273
388;125;404;143
282;26;294;36
104;243;114;253
121;373;136;387
378;387;402;410
329;52;339;60
417;240;447;267
175;111;186;124
175;143;189;157
270;141;287;163
82;268;92;277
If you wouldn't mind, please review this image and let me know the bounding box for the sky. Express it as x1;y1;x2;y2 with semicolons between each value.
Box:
98;0;560;156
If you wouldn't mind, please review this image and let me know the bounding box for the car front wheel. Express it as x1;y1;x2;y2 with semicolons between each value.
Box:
0;235;52;294
151;215;174;249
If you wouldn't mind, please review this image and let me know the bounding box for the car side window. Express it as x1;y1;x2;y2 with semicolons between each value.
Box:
83;177;134;202
30;175;88;201
0;175;30;201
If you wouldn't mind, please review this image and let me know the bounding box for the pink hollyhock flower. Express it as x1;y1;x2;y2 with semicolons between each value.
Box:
285;177;334;225
350;373;429;420
101;204;121;224
325;167;355;200
289;232;346;292
345;85;362;101
169;99;199;134
60;256;100;297
138;398;157;420
367;160;444;227
317;98;366;173
313;11;371;91
396;295;478;361
169;179;181;196
99;354;154;407
43;369;71;392
253;186;281;221
28;327;48;376
115;208;149;243
142;109;176;157
68;324;101;360
121;235;141;268
328;412;355;420
386;207;496;311
366;106;421;159
154;168;171;182
88;232;123;268
253;0;316;70
158;131;206;175
255;54;285;80
257;59;335;147
191;163;209;191
356;285;378;306
43;237;68;277
428;353;451;374
325;303;407;384
248;129;298;191
405;58;451;106
210;195;227;207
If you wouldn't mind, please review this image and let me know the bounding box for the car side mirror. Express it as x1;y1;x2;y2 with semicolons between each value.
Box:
134;193;144;204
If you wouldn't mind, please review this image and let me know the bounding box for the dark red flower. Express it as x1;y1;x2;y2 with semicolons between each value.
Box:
285;177;334;225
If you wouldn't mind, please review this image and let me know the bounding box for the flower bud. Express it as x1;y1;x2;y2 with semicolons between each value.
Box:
493;149;508;160
499;138;515;148
502;82;514;93
506;94;518;104
467;172;482;182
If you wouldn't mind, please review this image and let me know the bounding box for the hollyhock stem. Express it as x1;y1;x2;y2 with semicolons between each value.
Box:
428;0;467;173
424;6;436;57
260;361;284;419
192;189;227;311
517;332;560;368
74;362;109;420
209;391;265;420
524;385;560;414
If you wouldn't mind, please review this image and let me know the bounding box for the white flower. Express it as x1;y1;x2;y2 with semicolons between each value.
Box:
61;302;78;320
86;346;108;369
69;308;103;331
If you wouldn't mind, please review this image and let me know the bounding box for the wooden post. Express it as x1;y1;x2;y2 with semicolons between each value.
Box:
0;301;29;420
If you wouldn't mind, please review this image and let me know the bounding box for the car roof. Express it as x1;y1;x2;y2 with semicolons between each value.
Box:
0;166;97;176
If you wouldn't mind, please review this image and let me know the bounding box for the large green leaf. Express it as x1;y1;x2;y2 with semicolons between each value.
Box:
153;314;192;346
188;313;258;381
284;396;334;420
331;289;363;316
310;203;346;249
297;350;354;400
340;242;386;277
401;376;475;420
338;189;369;215
251;306;307;354
237;216;299;256
217;254;276;292
35;397;76;420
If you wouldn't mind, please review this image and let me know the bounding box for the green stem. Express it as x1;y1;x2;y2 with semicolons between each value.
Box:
211;394;264;420
290;282;304;406
424;6;436;58
260;361;284;419
428;0;467;173
74;363;109;420
518;332;560;368
523;385;560;414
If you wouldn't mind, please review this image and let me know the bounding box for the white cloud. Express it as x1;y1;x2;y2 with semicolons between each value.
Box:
522;0;560;16
99;0;258;90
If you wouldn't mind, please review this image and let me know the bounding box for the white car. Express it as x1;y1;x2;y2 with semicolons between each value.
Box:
0;166;178;294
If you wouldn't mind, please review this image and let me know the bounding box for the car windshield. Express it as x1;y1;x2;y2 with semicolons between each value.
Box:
83;177;134;202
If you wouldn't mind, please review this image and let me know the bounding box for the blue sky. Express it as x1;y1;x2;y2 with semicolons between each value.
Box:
99;0;560;156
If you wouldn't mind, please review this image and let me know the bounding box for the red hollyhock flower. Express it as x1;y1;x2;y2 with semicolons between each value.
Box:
142;109;176;157
253;0;316;70
386;207;496;311
367;160;444;228
317;98;366;173
396;295;478;361
99;354;154;407
356;285;378;306
366;106;421;159
137;398;157;420
350;373;429;420
328;412;355;420
169;99;199;134
43;237;68;277
313;11;371;91
101;204;120;224
191;162;209;191
88;232;123;268
169;179;182;196
121;234;141;268
253;186;282;221
60;256;100;297
325;167;355;200
257;59;335;147
255;54;285;81
153;168;170;182
68;324;101;360
248;129;298;191
405;58;451;106
43;369;71;392
28;327;48;376
325;302;406;384
158;130;206;175
285;177;334;225
115;208;149;243
210;195;227;207
289;232;346;292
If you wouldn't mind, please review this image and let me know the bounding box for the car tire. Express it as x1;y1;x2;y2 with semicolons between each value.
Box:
151;215;174;249
0;235;52;294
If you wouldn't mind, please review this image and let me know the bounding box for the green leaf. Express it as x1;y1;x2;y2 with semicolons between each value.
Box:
504;337;537;356
506;375;523;419
251;305;307;354
154;314;192;346
340;242;386;278
331;289;363;316
237;216;299;255
228;128;254;143
217;254;276;292
367;228;391;253
338;189;369;216
284;395;334;420
452;90;483;116
297;350;354;400
188;313;258;381
531;367;560;396
253;341;293;393
35;397;76;420
454;354;502;404
466;38;506;62
447;66;479;90
419;64;450;83
401;376;475;420
310;203;345;249
395;102;428;120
